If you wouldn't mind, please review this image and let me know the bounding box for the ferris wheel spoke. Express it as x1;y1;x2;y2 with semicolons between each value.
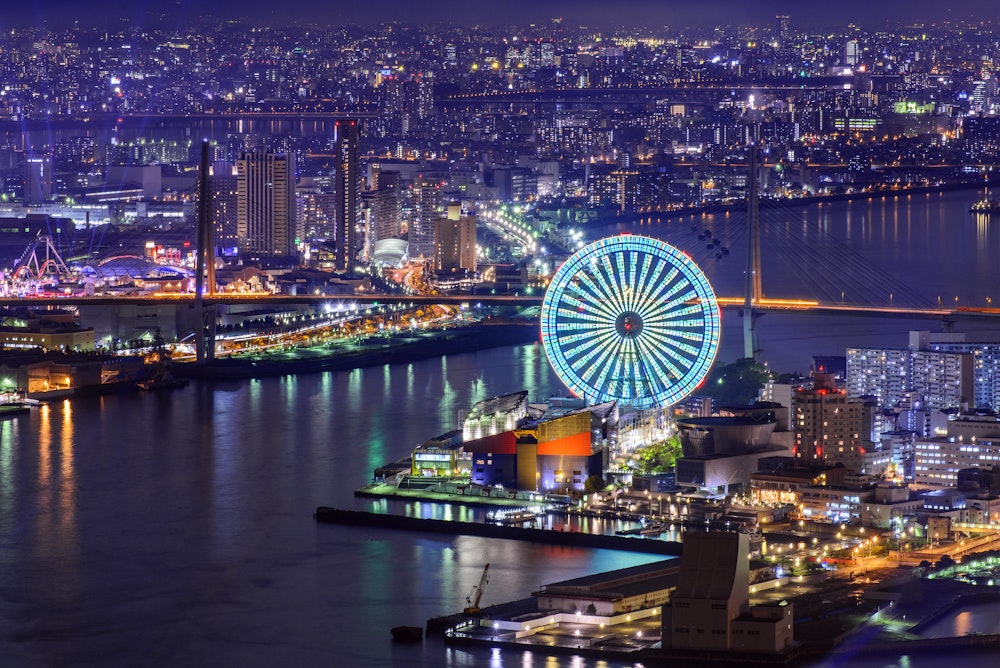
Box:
644;330;702;365
583;335;626;397
603;336;635;399
561;291;619;323
642;341;692;385
562;331;619;370
573;269;624;320
630;252;662;312
628;338;669;398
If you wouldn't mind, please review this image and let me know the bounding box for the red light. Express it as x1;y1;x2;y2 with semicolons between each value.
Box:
183;241;190;247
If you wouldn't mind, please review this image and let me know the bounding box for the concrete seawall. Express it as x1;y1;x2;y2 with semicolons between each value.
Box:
314;507;683;556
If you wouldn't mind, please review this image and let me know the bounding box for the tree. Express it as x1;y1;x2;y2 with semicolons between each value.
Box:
584;475;607;494
633;436;683;474
704;358;773;406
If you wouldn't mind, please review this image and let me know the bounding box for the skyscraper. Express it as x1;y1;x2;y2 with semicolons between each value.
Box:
24;153;54;203
333;119;361;272
776;15;790;47
236;149;297;260
409;177;443;260
210;162;239;258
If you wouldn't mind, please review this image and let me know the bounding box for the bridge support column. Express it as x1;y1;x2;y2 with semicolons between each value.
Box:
193;305;217;363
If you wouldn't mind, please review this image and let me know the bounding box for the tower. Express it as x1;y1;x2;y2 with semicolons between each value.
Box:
236;149;297;260
334;118;361;272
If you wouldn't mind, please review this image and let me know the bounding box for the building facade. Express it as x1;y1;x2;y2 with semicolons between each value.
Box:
333;119;361;271
236;149;297;259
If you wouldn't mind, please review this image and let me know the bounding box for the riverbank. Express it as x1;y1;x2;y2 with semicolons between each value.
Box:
174;321;539;379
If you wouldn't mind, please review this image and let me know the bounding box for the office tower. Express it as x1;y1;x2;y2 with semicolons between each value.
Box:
210;162;239;257
24;153;54;203
434;203;477;273
236;149;297;259
334;119;361;272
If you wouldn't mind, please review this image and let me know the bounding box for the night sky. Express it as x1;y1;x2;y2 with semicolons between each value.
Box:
6;0;1000;29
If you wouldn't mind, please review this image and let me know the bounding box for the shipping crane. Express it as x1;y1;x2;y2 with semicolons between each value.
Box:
463;563;491;614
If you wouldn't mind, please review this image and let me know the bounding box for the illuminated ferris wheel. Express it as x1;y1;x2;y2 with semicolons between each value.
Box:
540;235;721;410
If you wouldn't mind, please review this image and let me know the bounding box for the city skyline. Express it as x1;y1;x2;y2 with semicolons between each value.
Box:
7;0;1000;28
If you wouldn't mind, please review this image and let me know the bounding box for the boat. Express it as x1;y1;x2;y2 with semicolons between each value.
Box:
390;626;423;643
970;197;1000;214
639;522;666;536
138;375;191;391
488;508;543;525
0;403;31;419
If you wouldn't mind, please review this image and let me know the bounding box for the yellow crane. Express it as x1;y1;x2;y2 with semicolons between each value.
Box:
463;563;490;614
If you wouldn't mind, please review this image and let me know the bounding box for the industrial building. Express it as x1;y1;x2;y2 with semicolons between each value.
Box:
662;532;794;654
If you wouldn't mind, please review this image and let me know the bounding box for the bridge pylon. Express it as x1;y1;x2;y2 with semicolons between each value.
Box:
193;140;217;363
743;142;763;361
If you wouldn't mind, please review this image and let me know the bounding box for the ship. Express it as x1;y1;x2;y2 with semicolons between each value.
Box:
970;197;1000;214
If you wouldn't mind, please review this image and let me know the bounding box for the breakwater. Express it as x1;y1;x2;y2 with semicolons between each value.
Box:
314;507;683;556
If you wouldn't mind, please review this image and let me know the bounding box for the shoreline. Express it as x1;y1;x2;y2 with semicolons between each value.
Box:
588;179;992;229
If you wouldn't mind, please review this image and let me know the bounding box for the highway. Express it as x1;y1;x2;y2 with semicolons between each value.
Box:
0;292;970;319
0;293;976;318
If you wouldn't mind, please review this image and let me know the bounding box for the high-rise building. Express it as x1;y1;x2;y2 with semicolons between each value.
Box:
846;347;910;409
793;373;872;468
297;188;337;241
210;163;239;258
370;171;402;243
236;149;297;259
409;177;443;260
845;40;861;66
333;119;361;271
434;203;476;273
847;339;974;412
24;153;54;203
776;15;790;46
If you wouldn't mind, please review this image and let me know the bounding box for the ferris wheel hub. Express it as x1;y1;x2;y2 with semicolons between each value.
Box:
615;312;644;338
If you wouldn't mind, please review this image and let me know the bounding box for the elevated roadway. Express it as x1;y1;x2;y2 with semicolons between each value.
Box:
0;293;964;319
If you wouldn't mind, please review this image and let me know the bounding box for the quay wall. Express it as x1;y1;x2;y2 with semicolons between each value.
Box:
314;506;683;556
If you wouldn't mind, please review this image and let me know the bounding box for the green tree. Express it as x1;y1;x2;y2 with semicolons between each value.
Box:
704;358;773;406
633;436;683;474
